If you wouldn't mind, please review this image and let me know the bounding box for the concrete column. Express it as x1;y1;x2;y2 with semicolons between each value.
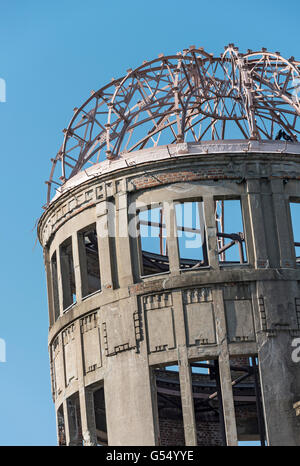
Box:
172;291;197;445
165;201;180;273
55;408;60;445
203;196;219;269
49;250;60;321
198;200;208;265
213;288;238;446
57;332;66;396
149;368;160;445
256;281;300;445
240;193;255;265
260;181;280;268
115;192;134;287
104;350;156;445
270;179;294;268
178;346;197;446
217;352;238;445
246;180;269;268
128;200;142;283
258;331;300;445
44;248;54;327
96;201;114;290
56;246;64;316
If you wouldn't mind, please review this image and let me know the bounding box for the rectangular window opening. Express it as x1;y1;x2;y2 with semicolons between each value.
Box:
229;355;267;446
175;201;208;269
138;206;169;276
190;359;226;446
78;226;101;298
57;405;66;446
155;365;185;446
66;393;83;445
51;251;60;321
60;237;76;310
94;386;108;446
215;199;247;264
290;201;300;264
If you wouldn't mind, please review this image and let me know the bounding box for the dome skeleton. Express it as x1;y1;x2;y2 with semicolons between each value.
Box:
46;44;300;205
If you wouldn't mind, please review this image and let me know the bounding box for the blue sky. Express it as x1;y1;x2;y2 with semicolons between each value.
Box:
0;0;300;445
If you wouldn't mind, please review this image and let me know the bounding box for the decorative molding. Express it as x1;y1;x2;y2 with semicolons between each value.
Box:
80;311;102;373
80;312;98;334
183;288;212;304
50;360;56;401
258;296;267;332
62;323;75;346
183;288;216;347
40;180;115;246
230;335;251;342
52;335;64;398
258;296;300;337
52;335;60;355
143;292;172;310
143;292;176;354
62;323;77;385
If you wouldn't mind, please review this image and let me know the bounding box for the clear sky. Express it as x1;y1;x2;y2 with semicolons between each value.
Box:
0;0;300;446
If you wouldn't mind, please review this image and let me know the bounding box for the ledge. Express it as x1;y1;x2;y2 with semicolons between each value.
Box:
49;140;300;205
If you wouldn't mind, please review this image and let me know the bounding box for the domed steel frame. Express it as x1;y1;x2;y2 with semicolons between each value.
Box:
46;44;300;205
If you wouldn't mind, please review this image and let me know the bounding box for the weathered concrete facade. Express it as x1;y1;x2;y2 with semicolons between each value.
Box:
38;140;300;446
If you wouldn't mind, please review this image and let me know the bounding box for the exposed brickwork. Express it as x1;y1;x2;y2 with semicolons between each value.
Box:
131;168;228;191
159;417;222;446
196;420;222;446
159;409;258;446
159;419;185;446
157;367;260;446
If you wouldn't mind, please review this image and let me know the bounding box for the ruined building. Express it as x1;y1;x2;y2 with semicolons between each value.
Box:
38;45;300;445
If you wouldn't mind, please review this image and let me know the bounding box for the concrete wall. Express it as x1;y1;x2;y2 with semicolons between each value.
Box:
38;141;300;446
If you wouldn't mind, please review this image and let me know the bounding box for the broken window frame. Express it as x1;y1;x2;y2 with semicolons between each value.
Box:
137;204;170;277
77;224;101;299
57;404;66;446
215;198;247;265
59;237;76;311
154;364;186;446
229;355;267;446
93;385;108;446
174;199;208;270
66;394;83;445
190;359;227;446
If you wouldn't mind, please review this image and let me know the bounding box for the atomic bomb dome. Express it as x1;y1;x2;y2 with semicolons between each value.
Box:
39;45;300;446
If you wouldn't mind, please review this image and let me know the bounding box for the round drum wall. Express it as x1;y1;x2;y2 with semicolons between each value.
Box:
38;141;300;446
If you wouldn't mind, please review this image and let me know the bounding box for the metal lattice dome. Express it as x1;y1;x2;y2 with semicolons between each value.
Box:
46;44;300;204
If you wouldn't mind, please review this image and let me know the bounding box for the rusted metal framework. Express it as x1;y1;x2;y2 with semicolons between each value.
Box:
46;44;300;204
138;202;246;274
